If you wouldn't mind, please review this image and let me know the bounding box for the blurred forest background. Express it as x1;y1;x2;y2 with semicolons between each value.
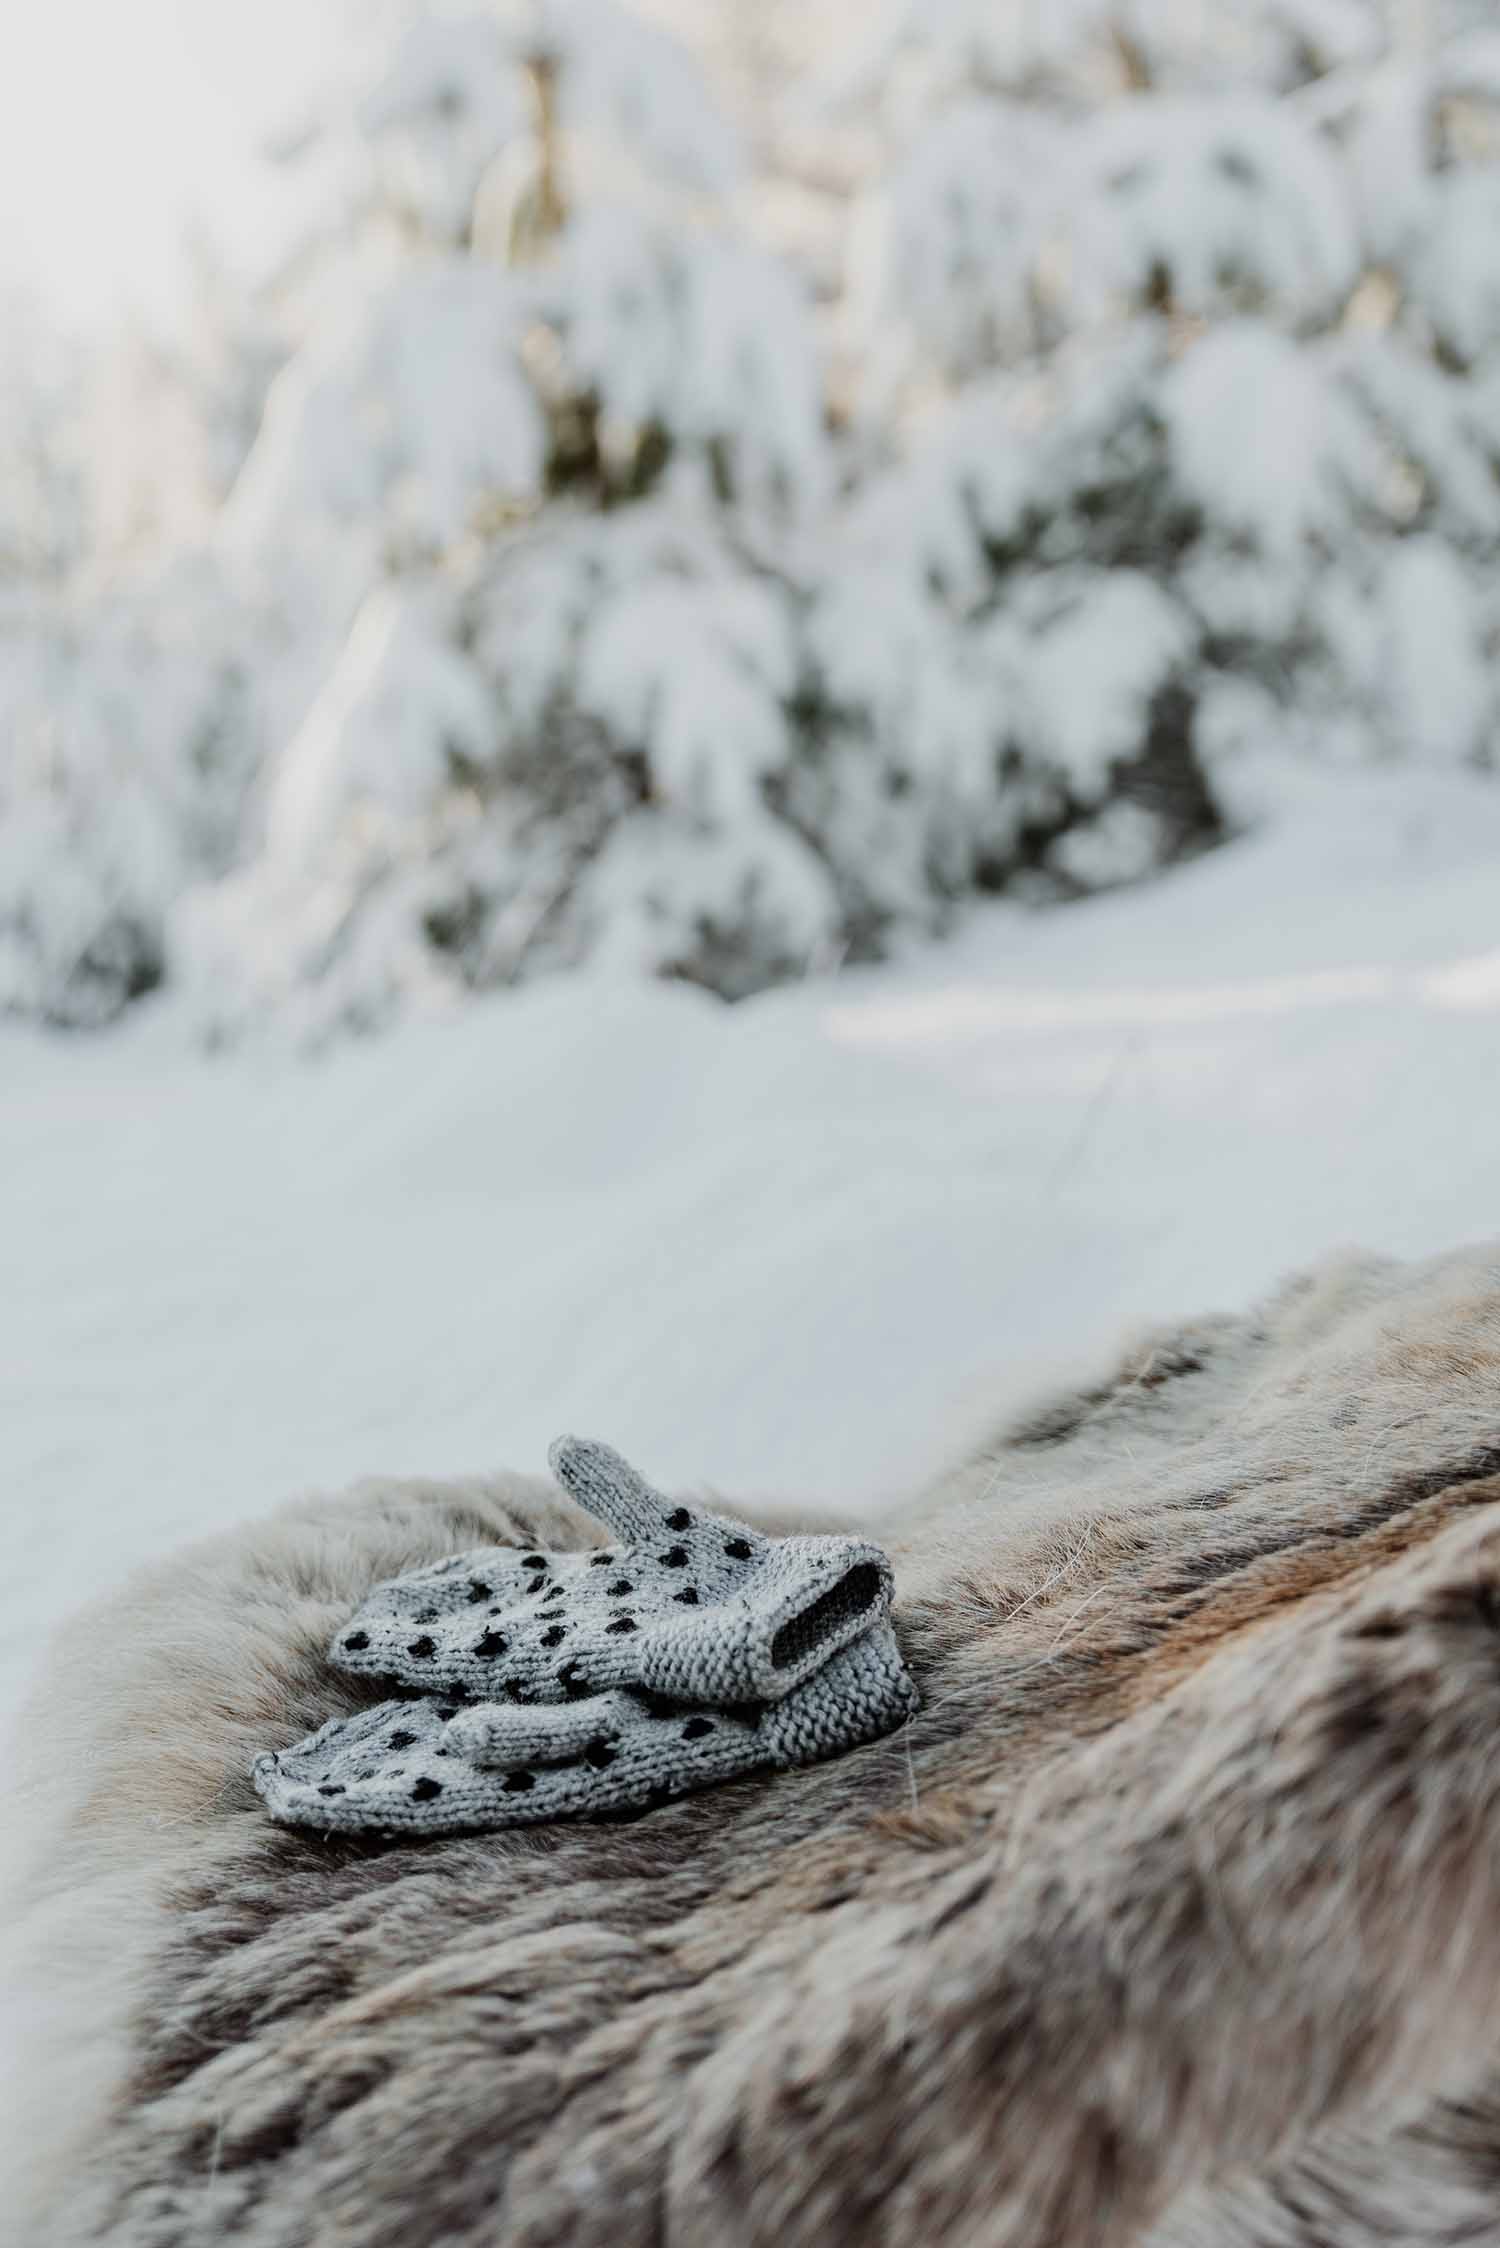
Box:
5;0;1500;1044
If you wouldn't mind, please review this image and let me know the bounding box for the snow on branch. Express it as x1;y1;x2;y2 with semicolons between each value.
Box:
5;0;1500;1038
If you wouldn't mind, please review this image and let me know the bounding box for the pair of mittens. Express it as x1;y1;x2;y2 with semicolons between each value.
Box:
253;1438;918;1835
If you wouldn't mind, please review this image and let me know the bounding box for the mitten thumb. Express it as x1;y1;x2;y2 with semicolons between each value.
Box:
548;1435;700;1547
449;1688;639;1768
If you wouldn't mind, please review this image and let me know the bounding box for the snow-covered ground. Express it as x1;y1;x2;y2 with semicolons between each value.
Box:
7;760;1500;1704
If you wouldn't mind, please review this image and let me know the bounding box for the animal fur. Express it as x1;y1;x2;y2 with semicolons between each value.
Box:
10;1239;1500;2246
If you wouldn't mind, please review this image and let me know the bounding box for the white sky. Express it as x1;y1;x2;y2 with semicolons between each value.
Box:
0;0;341;328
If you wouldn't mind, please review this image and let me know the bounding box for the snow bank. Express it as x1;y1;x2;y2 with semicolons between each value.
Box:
7;765;1500;1704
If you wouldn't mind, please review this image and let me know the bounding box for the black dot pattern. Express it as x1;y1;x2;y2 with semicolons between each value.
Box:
255;1607;918;1836
303;1435;906;1812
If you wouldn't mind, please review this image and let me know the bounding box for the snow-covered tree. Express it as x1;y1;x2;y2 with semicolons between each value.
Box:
827;0;1500;843
5;0;1500;1038
0;227;301;1031
0;294;90;586
180;0;837;1040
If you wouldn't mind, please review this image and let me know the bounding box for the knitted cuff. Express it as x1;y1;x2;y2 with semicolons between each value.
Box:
630;1534;893;1703
761;1624;920;1768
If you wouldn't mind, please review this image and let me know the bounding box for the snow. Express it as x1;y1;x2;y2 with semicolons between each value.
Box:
8;763;1500;1707
12;0;1500;1044
1063;96;1359;323
1410;167;1500;368
224;257;546;555
806;563;996;804
542;0;746;197
548;212;827;507
1161;323;1374;554
983;569;1190;796
578;571;793;815
848;97;1055;387
350;8;527;246
1376;537;1492;766
264;585;494;867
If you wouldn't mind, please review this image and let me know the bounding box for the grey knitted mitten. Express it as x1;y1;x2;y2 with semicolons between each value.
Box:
328;1436;894;1707
253;1620;918;1836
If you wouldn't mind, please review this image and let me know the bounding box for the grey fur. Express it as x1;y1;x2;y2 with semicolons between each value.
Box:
12;1238;1500;2248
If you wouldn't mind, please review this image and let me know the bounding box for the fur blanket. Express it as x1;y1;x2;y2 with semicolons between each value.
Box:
9;1239;1500;2247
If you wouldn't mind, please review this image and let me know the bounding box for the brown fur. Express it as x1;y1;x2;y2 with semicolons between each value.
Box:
11;1239;1500;2246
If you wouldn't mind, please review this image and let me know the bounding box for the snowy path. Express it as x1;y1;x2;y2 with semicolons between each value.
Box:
7;764;1500;1703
